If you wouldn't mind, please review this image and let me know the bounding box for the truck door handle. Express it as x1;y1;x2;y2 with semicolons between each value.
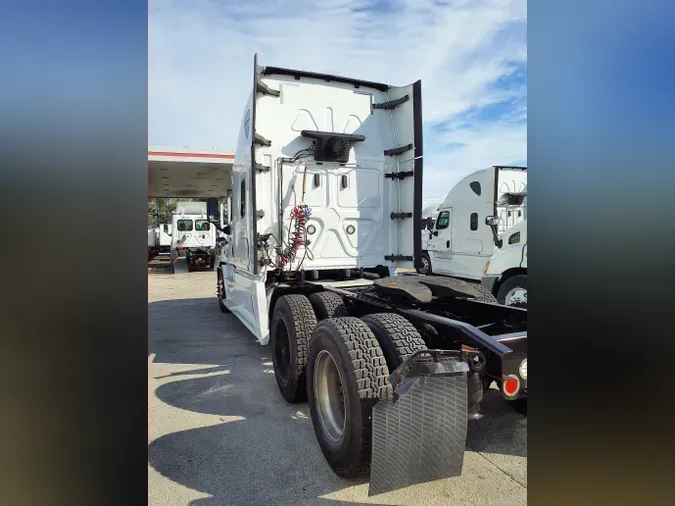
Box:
446;240;450;248
341;175;348;189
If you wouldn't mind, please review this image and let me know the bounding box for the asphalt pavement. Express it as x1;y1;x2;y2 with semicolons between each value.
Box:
148;261;527;506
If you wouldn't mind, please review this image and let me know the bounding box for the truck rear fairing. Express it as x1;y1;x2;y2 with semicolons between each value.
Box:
221;55;423;342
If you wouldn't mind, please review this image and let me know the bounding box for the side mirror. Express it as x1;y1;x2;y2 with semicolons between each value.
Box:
485;215;500;226
432;231;439;237
222;224;231;235
206;197;219;222
485;216;503;248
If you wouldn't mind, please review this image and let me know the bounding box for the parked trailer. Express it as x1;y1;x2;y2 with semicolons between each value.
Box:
212;55;527;495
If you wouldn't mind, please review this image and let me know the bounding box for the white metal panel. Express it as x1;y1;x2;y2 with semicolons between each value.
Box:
250;73;418;272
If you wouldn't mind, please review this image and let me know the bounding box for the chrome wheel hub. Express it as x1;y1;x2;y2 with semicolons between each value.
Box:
314;350;346;442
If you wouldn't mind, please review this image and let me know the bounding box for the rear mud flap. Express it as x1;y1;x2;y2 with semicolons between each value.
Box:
369;351;469;496
172;257;189;274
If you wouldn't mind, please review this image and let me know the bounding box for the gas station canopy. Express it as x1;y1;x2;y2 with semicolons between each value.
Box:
148;146;234;198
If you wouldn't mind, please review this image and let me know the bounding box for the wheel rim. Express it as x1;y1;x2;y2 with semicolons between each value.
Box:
505;286;527;307
274;320;291;382
420;256;429;274
314;350;346;443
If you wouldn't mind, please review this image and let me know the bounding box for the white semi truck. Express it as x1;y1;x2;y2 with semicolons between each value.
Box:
419;166;527;286
170;201;218;273
158;223;172;253
481;185;527;307
420;201;440;255
148;226;159;260
209;56;527;495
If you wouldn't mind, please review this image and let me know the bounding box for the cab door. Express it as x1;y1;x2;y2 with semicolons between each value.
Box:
428;208;453;273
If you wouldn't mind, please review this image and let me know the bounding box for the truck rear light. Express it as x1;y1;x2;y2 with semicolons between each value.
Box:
502;374;520;397
519;358;527;380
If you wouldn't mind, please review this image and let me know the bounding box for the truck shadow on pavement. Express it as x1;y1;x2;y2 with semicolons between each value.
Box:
148;257;174;275
149;382;373;506
148;297;526;505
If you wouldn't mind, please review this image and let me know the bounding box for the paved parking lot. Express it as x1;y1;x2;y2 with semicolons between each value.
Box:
148;259;527;506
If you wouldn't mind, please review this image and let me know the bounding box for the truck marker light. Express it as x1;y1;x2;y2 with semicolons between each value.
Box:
502;375;520;397
482;261;490;275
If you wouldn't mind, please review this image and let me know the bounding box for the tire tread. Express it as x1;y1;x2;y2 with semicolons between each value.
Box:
311;317;391;476
308;291;349;320
361;313;427;369
277;294;317;375
473;284;499;303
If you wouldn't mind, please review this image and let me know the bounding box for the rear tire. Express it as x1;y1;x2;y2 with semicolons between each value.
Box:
307;317;390;477
270;294;317;403
361;313;427;370
217;271;230;313
308;292;349;321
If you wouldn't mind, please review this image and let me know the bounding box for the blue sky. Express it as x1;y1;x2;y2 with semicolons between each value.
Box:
149;0;527;203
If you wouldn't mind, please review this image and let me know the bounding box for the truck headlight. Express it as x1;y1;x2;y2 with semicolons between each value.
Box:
519;358;527;380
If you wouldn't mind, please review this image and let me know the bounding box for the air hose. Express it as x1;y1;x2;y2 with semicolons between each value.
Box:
275;204;312;269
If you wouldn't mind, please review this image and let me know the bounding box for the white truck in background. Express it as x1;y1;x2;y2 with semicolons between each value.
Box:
157;223;172;253
418;201;440;273
148;226;159;260
207;55;528;495
419;166;527;287
481;185;527;307
422;203;440;248
170;201;218;273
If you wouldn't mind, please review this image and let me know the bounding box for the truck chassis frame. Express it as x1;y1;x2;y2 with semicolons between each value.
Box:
308;276;527;403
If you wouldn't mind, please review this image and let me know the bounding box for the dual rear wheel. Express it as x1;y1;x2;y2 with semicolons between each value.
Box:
270;292;427;477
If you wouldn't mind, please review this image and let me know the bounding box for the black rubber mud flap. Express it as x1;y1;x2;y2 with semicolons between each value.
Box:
369;350;469;496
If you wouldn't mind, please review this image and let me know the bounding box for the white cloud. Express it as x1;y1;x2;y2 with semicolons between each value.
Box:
149;0;527;200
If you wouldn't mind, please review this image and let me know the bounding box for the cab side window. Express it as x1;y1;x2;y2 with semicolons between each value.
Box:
436;211;450;230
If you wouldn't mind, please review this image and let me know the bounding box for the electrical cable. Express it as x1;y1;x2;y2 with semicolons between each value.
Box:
272;145;316;271
274;204;312;269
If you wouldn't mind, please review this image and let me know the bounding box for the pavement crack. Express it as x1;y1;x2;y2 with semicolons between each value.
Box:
466;444;527;489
